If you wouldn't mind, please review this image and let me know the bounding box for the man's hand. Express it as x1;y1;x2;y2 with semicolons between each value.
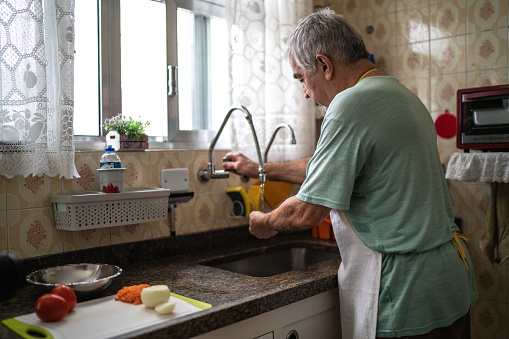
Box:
249;197;331;239
249;211;278;239
222;152;259;178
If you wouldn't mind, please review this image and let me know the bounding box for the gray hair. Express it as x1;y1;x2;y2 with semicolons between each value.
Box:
286;8;369;73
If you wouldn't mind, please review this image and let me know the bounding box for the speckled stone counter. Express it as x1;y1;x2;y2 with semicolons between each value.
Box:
0;226;340;338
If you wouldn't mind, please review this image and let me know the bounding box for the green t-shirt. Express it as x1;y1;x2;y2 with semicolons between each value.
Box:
297;76;477;336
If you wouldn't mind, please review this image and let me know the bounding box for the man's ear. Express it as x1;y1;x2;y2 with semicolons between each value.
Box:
316;54;333;80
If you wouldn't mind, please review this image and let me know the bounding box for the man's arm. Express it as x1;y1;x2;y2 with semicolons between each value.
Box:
249;196;331;239
222;152;310;184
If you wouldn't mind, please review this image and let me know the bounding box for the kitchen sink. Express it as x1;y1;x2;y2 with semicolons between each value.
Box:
201;243;340;277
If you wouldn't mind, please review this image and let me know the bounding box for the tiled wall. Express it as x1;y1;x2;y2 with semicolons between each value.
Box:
0;149;251;258
317;0;508;338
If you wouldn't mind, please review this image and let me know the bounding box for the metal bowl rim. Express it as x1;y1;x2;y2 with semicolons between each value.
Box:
25;263;122;287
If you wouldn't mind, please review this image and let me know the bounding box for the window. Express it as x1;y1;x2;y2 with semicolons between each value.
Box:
73;0;228;144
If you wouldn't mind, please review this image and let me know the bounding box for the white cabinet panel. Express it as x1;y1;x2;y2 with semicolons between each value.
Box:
274;306;341;339
192;289;340;339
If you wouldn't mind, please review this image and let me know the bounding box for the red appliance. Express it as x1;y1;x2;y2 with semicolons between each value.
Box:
457;84;509;151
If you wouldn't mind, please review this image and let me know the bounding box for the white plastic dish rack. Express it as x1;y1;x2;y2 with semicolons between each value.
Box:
51;187;171;231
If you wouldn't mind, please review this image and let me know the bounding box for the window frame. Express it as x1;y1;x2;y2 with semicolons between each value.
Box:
166;0;227;147
74;0;228;150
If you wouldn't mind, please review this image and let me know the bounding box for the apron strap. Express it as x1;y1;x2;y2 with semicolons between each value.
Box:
452;232;470;271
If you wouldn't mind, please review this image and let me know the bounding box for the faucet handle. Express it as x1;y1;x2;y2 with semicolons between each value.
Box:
198;162;230;182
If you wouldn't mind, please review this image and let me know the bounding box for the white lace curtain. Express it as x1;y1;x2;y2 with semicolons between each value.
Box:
0;0;78;179
226;0;317;163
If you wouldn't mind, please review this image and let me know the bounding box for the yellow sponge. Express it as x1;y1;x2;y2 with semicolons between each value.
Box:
247;185;261;212
226;187;251;217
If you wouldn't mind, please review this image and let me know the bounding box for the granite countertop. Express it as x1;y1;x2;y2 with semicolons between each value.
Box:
0;226;340;338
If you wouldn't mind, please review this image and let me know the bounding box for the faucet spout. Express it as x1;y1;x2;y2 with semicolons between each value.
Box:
264;123;297;163
199;104;266;184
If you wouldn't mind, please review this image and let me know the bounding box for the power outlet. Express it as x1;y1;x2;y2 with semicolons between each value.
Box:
161;168;189;192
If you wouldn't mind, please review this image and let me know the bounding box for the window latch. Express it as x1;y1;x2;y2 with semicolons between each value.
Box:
168;65;178;97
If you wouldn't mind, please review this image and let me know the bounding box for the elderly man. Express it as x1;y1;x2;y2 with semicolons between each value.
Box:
243;8;477;339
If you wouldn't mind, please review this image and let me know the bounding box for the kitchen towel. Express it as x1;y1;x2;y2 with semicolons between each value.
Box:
480;182;509;264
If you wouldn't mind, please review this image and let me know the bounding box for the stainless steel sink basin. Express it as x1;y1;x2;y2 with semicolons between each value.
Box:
202;244;340;277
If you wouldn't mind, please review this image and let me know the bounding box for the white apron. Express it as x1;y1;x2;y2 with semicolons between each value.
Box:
330;210;382;339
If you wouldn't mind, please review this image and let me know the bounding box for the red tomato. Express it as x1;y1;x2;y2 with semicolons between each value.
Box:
52;284;77;312
34;293;69;322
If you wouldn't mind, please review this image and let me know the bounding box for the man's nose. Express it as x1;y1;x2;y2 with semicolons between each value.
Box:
302;84;309;99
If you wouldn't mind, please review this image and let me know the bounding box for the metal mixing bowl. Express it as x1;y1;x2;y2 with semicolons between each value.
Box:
26;263;122;300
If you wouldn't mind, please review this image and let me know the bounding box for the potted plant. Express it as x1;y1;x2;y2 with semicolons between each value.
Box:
103;114;150;149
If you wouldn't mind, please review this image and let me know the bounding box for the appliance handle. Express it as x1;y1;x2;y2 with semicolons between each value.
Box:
465;89;509;100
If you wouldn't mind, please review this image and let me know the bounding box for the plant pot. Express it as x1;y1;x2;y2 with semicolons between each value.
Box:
119;134;148;149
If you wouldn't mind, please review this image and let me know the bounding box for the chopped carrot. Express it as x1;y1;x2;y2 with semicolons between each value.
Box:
115;284;150;305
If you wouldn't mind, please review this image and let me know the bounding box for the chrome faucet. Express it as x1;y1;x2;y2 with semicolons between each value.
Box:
264;123;296;163
198;105;266;184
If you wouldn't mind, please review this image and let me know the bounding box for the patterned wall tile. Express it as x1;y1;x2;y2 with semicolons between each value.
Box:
363;12;397;50
472;257;508;303
6;174;61;210
467;0;508;33
352;21;369;45
466;68;509;88
63;227;111;252
187;192;217;234
397;42;430;78
372;46;397;76
331;0;364;20
111;223;152;245
466;28;508;71
118;151;150;190
430;35;467;75
470;298;508;338
395;0;428;10
7;208;63;259
396;4;430;45
0;211;7;254
62;152;101;193
208;190;233;229
430;72;467;113
362;0;396;18
430;0;467;40
188;150;214;194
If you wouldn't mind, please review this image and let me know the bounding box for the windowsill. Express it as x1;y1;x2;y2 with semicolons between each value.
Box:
74;134;230;152
74;140;212;152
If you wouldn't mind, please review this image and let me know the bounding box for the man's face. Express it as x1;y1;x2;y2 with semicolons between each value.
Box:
290;56;327;107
